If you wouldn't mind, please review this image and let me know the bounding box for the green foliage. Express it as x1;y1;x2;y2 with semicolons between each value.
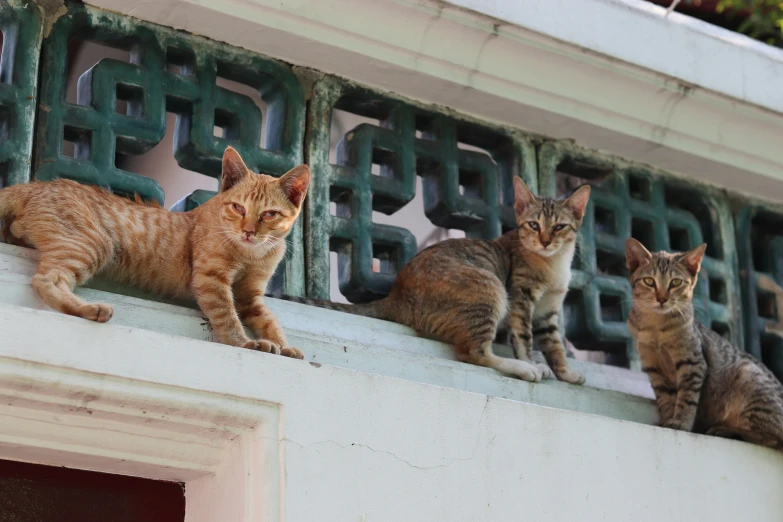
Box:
715;0;783;46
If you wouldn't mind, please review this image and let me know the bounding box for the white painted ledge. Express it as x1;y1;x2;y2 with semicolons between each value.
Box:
1;299;783;520
87;0;783;202
0;243;654;425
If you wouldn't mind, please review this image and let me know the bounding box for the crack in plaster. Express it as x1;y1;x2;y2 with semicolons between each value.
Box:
281;395;492;471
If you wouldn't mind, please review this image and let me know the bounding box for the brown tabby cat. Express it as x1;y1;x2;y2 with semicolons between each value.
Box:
284;178;590;384
626;238;783;450
0;147;308;359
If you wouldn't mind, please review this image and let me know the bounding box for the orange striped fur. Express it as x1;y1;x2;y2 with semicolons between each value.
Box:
0;147;309;359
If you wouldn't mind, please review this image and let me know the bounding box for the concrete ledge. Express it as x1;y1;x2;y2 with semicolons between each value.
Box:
0;290;781;520
0;243;656;424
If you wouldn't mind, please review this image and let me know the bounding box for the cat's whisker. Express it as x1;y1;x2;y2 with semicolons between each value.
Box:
0;147;310;366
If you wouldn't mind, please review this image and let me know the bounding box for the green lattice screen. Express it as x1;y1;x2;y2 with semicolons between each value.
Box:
0;0;774;374
302;77;743;368
538;141;742;368
305;77;538;303
33;3;306;295
0;0;42;187
736;203;783;380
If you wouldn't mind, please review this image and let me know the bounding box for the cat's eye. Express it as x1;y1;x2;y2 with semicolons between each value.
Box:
552;224;566;232
232;203;246;216
528;221;540;231
261;210;279;220
669;278;683;288
642;277;656;287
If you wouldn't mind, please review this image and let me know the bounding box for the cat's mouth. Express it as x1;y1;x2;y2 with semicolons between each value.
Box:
536;245;559;257
237;235;256;246
649;302;675;314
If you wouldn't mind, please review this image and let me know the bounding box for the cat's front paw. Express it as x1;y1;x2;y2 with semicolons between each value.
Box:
280;346;304;360
536;363;555;380
662;419;685;431
244;340;282;355
78;303;114;323
557;369;586;386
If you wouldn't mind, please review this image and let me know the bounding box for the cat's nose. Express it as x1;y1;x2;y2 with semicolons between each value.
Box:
657;296;668;305
242;230;254;239
540;237;551;247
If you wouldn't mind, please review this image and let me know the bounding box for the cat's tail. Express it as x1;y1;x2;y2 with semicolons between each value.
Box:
0;183;33;220
275;295;393;321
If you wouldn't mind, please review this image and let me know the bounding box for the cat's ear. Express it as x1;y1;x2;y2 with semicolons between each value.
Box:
279;164;311;207
221;147;250;192
677;243;707;277
513;177;536;214
626;238;652;274
564;185;591;220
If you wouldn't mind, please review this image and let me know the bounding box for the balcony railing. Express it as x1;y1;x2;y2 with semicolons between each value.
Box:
1;0;782;380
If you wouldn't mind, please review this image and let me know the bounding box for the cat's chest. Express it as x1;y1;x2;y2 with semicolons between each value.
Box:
512;253;572;294
547;249;574;288
548;264;571;290
640;343;677;378
636;330;694;378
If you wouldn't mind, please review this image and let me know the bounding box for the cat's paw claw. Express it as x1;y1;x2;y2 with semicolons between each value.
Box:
536;363;555;380
255;340;281;354
281;347;304;360
79;303;113;323
516;364;542;383
242;340;281;354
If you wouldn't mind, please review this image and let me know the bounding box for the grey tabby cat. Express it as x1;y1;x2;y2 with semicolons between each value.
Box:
626;238;783;450
284;178;590;384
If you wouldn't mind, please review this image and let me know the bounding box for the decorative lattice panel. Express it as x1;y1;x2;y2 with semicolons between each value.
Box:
305;77;538;302
34;4;306;294
4;2;764;374
736;203;783;380
538;141;741;369
0;0;42;187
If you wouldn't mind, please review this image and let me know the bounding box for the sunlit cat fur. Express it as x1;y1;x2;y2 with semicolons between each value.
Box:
284;178;590;383
0;147;309;359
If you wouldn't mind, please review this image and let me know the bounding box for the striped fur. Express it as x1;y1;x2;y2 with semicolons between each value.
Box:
0;147;309;359
283;178;590;383
626;238;783;450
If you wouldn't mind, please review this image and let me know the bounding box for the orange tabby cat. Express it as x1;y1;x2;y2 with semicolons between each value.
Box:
0;147;308;359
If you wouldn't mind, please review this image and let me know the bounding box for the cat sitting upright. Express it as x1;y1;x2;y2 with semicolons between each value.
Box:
626;238;783;450
0;147;308;359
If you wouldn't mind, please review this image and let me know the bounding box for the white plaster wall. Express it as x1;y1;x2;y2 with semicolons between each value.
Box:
1;302;782;522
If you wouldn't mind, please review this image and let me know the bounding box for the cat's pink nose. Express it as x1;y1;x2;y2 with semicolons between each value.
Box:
657;296;668;305
242;230;254;240
541;239;551;247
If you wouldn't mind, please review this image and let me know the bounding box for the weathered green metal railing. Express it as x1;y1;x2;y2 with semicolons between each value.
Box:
538;141;741;368
305;77;537;303
1;0;780;377
31;2;306;295
0;0;41;187
736;201;783;379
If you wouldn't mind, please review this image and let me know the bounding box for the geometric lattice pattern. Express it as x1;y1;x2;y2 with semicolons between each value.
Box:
736;204;783;381
33;4;306;295
0;0;42;187
305;77;538;302
0;2;773;373
539;141;742;369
